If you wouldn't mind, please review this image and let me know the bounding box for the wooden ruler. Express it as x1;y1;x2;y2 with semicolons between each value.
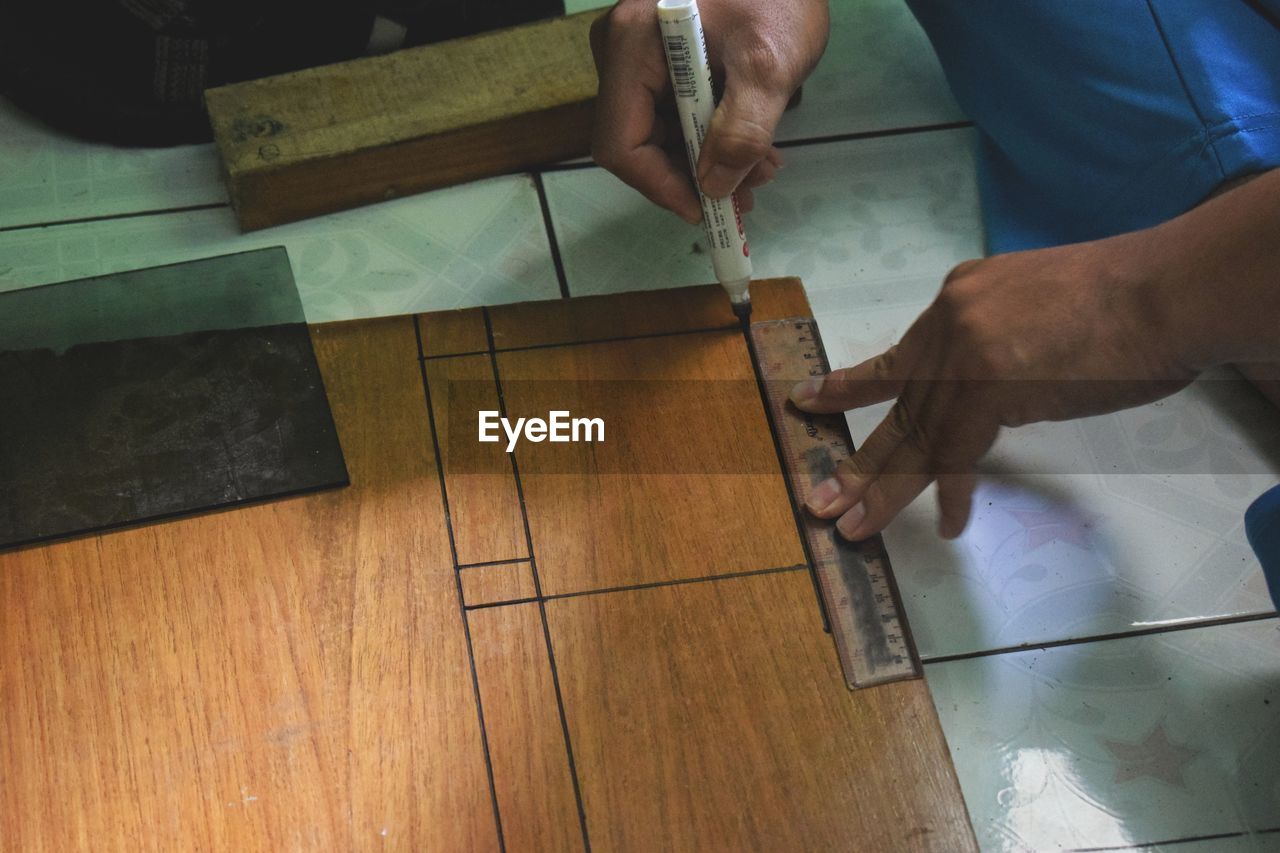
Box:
750;318;921;689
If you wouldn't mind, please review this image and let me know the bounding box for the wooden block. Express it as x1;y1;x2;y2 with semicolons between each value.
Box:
469;603;584;853
419;307;489;357
205;12;601;231
423;353;527;565
0;317;499;849
460;562;538;606
545;571;976;851
488;277;810;351
496;330;804;595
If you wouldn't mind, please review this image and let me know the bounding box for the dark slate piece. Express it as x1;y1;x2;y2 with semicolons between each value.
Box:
0;247;348;550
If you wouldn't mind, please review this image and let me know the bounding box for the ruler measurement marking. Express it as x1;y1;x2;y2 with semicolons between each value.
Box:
751;318;920;689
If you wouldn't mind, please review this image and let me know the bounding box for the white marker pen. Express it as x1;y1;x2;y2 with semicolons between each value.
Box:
657;0;753;321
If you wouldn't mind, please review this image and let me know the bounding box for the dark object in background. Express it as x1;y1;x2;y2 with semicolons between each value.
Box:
0;247;348;551
0;0;564;146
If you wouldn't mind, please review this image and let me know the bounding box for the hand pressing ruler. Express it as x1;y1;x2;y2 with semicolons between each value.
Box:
750;318;921;689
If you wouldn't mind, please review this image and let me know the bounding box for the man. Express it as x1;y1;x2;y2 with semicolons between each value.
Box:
589;0;1280;599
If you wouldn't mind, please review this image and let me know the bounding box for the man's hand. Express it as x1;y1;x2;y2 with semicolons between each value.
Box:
789;231;1197;541
589;0;829;223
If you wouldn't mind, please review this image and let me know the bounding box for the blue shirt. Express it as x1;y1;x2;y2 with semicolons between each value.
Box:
905;0;1280;605
906;0;1280;253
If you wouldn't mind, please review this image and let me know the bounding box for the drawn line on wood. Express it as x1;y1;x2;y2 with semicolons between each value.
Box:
413;314;509;853
458;557;535;570
923;610;1280;666
532;172;571;299
741;322;832;634
482;307;593;853
419;320;742;356
462;564;810;611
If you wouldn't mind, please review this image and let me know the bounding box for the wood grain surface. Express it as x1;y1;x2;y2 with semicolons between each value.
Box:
422;352;526;566
496;330;804;595
460;562;538;607
546;570;975;851
469;603;585;853
0;318;498;851
205;12;600;230
3;280;975;851
487;277;811;351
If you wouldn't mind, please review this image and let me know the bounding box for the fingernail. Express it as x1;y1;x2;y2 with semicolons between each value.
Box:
836;502;867;539
700;164;738;198
789;378;822;405
806;477;842;514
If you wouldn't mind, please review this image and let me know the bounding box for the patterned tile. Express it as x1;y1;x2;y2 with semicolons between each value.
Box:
543;127;982;298
0;174;561;323
926;619;1280;852
0;96;226;229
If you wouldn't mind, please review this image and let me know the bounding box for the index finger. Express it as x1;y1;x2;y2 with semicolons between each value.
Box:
590;25;702;222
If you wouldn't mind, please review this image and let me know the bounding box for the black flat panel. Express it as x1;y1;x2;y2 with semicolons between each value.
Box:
0;247;348;550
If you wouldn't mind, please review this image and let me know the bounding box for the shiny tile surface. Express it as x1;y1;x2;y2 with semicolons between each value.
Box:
0;174;561;322
925;618;1280;851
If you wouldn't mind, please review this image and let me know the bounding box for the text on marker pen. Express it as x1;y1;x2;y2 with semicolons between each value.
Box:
657;0;753;313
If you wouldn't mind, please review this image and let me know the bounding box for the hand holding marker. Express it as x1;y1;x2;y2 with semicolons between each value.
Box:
657;0;754;321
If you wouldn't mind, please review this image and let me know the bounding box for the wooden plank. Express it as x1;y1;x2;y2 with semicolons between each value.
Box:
419;307;490;357
205;12;600;231
0;318;499;850
460;563;538;607
469;603;584;853
423;353;527;565
495;330;804;595
545;571;976;851
488;277;810;350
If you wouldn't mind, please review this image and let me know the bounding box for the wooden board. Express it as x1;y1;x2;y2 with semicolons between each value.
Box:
496;330;804;595
205;12;600;231
547;571;974;851
1;279;976;850
0;317;497;850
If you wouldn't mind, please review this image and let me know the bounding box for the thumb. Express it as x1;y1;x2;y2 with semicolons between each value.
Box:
696;71;791;199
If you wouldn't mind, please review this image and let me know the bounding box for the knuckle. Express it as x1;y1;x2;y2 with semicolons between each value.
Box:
942;258;982;287
740;41;787;84
715;123;773;166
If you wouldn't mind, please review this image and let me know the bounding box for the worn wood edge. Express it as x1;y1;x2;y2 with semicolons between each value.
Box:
206;11;600;156
479;277;812;351
226;101;595;230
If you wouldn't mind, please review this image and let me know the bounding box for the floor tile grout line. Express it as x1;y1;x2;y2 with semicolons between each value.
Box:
533;121;976;175
531;172;572;299
1068;824;1280;851
922;610;1280;666
413;314;508;853
462;564;811;611
482;307;593;852
772;120;975;150
740;321;832;634
458;557;533;570
0;201;229;234
0;121;976;236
